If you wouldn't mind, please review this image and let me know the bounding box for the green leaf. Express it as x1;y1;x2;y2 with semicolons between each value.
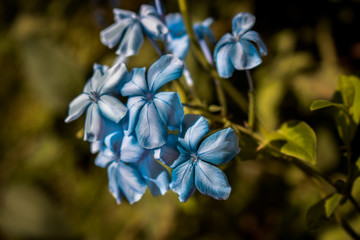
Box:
306;193;342;230
324;193;342;218
333;108;356;145
348;76;360;124
337;75;355;108
208;105;222;113
267;121;317;164
310;99;346;111
306;198;330;230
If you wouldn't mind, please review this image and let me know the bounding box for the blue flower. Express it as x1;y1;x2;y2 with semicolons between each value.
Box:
100;5;168;58
165;13;214;60
214;12;267;78
120;54;184;149
65;62;128;142
160;115;240;202
95;130;170;204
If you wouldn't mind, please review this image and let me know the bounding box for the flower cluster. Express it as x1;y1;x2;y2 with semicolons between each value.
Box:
66;3;266;204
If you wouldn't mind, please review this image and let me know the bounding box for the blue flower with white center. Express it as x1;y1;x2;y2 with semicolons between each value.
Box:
100;5;168;58
95;131;170;204
160;114;240;202
120;54;184;149
214;12;267;78
165;13;215;60
65;62;128;142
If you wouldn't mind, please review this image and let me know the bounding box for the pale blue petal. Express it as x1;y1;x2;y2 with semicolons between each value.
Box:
121;68;148;96
215;43;235;78
98;95;127;123
165;13;186;37
119;135;149;163
65;93;91;123
153;92;184;130
84;103;104;142
98;62;128;94
95;149;118;168
160;133;180;166
104;131;123;153
229;41;245;70
194;161;231;200
236;40;262;70
117;162;147;204
90;141;101;154
232;12;255;37
147;54;184;93
138;155;170;196
126;96;146;135
213;33;234;61
170;161;195;202
89;69;103;95
93;63;109;75
100;19;133;49
171;151;191;169
116;22;144;57
108;162;123;204
194;18;214;42
166;34;189;60
135;102;168;149
140;5;168;39
179;114;209;152
113;8;137;21
242;30;267;56
198;128;240;165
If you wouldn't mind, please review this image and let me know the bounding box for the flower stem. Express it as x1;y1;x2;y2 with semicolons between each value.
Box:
155;0;165;21
178;0;247;113
246;70;255;131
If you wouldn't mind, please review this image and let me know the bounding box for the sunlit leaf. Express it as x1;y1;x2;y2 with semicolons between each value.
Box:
324;193;342;218
310;99;345;111
267;121;316;164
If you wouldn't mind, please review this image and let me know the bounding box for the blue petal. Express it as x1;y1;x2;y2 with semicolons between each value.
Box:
98;62;128;94
140;5;168;39
214;33;234;61
100;19;133;49
165;13;186;37
229;41;245;70
170;161;196;202
104;131;123;153
88;69;103;95
98;95;127;123
84;103;105;142
84;64;108;93
117;162;147;204
135;102;168;149
215;42;235;78
153;92;184;130
119;135;149;163
232;12;256;37
194;160;231;200
160;133;180;166
116;22;144;57
95;148;118;168
126;96;146;135
242;30;267;56
178;114;209;152
93;63;109;75
121;67;148;96
90;141;101;154
194;18;215;42
108;162;123;204
197;127;240;165
166;34;189;60
65;93;91;123
138;155;170;196
236;40;262;70
113;8;137;21
91;118;124;154
147;54;184;93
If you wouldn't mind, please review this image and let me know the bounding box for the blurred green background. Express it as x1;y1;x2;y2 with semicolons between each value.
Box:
1;0;360;239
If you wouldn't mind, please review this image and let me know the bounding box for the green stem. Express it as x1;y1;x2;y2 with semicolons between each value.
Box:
349;195;360;214
335;212;360;240
246;70;255;130
178;0;247;113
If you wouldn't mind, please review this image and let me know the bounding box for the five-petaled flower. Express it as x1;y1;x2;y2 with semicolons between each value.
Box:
95;130;170;204
65;62;128;142
121;54;184;149
214;12;267;78
160;114;240;202
100;5;168;58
